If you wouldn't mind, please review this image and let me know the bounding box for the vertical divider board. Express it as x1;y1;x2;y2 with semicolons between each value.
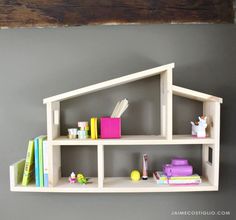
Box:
160;68;173;140
203;101;221;188
10;159;25;190
97;144;104;188
48;144;61;187
46;101;60;140
46;101;61;187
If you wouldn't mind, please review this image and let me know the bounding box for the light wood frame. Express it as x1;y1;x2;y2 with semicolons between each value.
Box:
10;63;222;193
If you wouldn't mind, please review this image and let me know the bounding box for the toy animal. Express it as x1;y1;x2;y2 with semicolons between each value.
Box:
68;172;77;183
77;173;88;184
191;116;207;138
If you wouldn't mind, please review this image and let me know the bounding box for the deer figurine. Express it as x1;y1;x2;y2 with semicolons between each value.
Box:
191;116;207;138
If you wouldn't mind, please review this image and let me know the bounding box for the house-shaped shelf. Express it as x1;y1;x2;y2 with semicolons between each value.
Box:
10;63;222;193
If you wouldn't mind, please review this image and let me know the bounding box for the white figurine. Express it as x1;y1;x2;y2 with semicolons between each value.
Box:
191;116;207;138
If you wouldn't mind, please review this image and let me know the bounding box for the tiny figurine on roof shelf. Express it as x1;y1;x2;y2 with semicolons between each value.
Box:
77;173;88;184
68;172;77;183
191;116;207;138
142;154;148;180
130;170;141;181
68;128;78;139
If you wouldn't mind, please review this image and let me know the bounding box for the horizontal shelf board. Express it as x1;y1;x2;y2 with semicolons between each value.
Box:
11;177;98;193
11;177;217;193
50;135;215;145
103;177;216;192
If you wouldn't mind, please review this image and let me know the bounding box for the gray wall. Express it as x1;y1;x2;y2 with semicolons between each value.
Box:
0;25;235;220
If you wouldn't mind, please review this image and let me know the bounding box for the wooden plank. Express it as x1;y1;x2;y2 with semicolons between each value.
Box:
10;159;25;190
0;0;234;28
50;135;215;145
173;85;223;103
97;144;104;188
43;63;174;104
46;101;60;140
10;177;217;193
160;69;173;139
203;101;221;188
202;145;214;185
48;144;61;187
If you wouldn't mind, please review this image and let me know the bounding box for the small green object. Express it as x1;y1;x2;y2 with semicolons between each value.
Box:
77;173;88;184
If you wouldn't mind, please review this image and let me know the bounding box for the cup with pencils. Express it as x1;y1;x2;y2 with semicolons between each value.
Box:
100;99;129;139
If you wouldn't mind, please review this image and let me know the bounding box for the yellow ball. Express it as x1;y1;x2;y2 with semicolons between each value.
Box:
130;170;141;181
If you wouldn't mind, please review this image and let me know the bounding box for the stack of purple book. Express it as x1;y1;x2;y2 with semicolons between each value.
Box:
153;158;201;185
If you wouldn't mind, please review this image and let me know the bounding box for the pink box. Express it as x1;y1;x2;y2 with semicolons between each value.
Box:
100;117;121;139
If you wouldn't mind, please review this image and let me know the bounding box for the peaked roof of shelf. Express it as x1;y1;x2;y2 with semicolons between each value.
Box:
173;85;223;103
43;63;175;104
43;62;222;104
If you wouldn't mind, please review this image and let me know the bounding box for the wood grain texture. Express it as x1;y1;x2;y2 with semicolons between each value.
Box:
0;0;234;28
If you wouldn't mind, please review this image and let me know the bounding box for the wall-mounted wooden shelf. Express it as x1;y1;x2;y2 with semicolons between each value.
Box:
10;63;222;193
10;160;216;193
49;135;215;145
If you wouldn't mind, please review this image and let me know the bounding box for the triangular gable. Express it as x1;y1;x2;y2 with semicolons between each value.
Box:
43;63;175;104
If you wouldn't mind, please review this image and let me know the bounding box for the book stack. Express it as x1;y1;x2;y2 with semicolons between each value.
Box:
22;135;49;187
153;171;202;185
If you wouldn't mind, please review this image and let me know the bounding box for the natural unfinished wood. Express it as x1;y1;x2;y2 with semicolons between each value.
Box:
48;144;61;187
0;0;234;28
10;159;25;191
10;172;217;193
173;85;223;103
46;102;60;140
10;63;223;193
97;144;104;188
43;63;174;103
160;69;173;139
203;101;221;188
50;135;215;146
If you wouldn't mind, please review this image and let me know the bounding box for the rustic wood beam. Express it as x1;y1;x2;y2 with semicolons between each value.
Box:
0;0;234;28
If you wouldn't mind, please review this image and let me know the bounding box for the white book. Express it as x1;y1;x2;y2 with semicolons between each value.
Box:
154;178;201;185
43;140;49;187
153;172;201;185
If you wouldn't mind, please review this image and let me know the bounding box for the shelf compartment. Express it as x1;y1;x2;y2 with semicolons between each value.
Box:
10;159;99;192
50;135;215;145
10;159;216;192
102;177;217;192
10;143;217;193
11;178;99;193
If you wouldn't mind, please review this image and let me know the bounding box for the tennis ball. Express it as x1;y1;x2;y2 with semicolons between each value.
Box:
130;170;141;181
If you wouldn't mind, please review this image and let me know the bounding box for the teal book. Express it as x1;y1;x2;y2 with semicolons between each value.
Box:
38;136;47;187
34;137;40;187
22;140;34;186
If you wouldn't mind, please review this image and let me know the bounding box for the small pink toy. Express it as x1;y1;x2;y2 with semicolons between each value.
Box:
68;172;77;183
